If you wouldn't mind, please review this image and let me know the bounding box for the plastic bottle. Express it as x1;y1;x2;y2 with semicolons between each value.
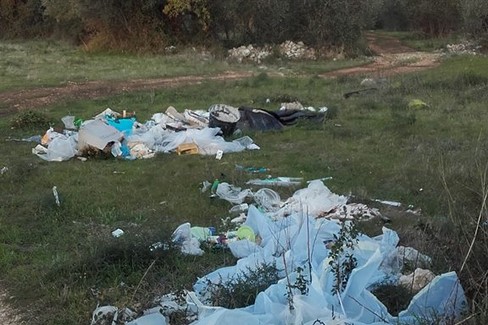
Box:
229;203;249;214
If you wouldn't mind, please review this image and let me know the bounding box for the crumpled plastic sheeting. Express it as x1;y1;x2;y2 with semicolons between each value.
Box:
129;127;253;155
185;196;466;324
215;182;253;204
272;179;348;218
34;133;77;162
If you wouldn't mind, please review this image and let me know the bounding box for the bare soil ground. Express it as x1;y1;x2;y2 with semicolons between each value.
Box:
0;32;441;323
321;32;441;78
0;32;441;116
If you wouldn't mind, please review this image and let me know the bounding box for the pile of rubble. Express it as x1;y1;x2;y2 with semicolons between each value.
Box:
279;40;316;60
227;41;316;63
445;40;481;55
227;45;273;64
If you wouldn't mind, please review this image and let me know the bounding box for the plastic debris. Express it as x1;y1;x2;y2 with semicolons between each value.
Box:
215;182;253;204
374;199;402;207
215;149;223;160
235;164;269;174
52;186;60;206
229;203;249;214
112;228;124;238
408;99;429;110
61;115;76;129
0;167;8;175
29;106;294;162
99;181;467;324
246;177;303;187
126;312;167;325
399;268;436;293
78;120;123;151
397;246;432;269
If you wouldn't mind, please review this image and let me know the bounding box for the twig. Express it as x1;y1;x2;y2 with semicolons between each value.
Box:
460;170;488;273
130;258;158;305
454;313;477;325
347;295;389;323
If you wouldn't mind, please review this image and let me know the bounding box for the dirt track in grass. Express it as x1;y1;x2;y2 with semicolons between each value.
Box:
0;32;441;116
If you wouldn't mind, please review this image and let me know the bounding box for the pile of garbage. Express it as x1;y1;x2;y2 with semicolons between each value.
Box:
92;180;467;325
227;41;316;63
30;103;327;162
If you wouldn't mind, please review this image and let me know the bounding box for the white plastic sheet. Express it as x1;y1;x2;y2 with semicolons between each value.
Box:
185;182;466;325
35;134;77;162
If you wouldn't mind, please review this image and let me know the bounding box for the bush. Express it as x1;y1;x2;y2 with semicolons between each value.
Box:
201;263;279;309
10;110;51;129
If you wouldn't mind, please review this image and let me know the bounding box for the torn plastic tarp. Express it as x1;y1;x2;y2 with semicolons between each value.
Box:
108;181;466;324
185;203;466;325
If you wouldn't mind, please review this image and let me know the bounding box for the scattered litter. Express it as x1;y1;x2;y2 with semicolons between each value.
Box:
201;181;211;193
176;143;199;155
78;120;122;151
6;135;42;143
306;177;333;183
373;199;402;207
253;188;281;212
408;99;429;110
77;157;87;162
399;268;436;293
235;164;269;174
231;213;247;224
91;305;118;325
52;186;60;206
215;182;253;204
126;312;167;325
111;228;124;238
208;104;240;137
236;225;255;242
0;167;8;175
215;150;223;160
61;115;76;130
184;203;466;324
99;181;467;324
149;241;169;252
246;177;303;187
171;223;204;256
397;246;432;269
343;87;378;99
229;203;249;214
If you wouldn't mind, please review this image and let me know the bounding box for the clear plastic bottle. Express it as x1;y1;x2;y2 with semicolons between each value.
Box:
229;203;249;214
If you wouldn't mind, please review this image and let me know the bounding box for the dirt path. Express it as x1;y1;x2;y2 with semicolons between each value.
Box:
0;32;442;115
322;32;441;78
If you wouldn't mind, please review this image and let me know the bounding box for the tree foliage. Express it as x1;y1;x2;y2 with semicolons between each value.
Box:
460;0;488;36
1;0;483;52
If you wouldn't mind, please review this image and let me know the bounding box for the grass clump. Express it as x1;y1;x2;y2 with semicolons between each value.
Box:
10;110;51;129
201;263;279;309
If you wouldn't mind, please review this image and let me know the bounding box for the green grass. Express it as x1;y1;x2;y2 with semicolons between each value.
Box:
0;40;368;93
376;30;461;51
1;40;488;323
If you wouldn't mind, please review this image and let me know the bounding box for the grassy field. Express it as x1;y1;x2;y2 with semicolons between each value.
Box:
1;39;488;324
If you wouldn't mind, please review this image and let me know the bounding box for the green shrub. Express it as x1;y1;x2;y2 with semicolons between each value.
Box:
201;263;279;309
10;110;51;129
